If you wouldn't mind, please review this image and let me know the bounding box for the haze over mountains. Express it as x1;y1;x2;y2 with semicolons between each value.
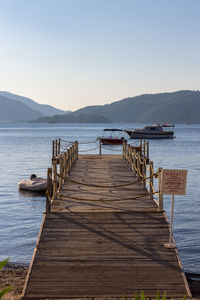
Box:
1;90;200;123
0;91;68;121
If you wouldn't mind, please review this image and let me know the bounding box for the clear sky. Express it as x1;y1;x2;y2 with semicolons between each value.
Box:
0;0;200;111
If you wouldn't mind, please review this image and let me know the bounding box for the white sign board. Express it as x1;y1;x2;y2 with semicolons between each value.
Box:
161;169;187;195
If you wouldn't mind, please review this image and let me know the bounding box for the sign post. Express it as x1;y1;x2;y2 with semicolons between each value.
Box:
167;194;175;248
160;169;187;249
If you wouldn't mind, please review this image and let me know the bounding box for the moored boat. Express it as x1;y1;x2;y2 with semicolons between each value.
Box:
18;174;47;192
99;129;127;145
125;124;175;139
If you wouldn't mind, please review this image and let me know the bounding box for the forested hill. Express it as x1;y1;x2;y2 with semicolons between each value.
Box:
73;90;200;123
34;90;200;123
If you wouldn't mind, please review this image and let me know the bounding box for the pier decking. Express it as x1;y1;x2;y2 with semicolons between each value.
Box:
22;142;191;299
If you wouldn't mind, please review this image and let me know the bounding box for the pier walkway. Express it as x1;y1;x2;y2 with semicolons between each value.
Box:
22;140;191;299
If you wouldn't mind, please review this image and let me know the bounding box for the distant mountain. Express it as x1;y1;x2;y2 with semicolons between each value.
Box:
0;91;69;117
0;94;43;121
32;112;111;123
69;90;200;124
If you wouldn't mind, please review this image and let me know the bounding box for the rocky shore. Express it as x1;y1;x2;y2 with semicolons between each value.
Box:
0;263;200;299
0;263;27;300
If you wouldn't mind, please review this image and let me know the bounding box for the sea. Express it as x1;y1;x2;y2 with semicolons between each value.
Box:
0;122;200;274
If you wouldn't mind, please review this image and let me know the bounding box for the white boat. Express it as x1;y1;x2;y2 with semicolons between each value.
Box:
125;124;175;139
18;175;47;192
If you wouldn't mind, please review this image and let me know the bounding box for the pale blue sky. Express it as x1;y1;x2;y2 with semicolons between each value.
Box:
0;0;200;110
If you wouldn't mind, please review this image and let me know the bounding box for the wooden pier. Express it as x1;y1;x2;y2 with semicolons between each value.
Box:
22;140;191;299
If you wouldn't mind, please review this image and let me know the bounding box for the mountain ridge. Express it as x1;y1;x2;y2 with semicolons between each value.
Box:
0;91;69;118
35;90;199;123
31;112;111;123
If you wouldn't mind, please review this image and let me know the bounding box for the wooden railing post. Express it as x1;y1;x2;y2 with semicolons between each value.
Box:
147;141;149;160
68;148;71;172
124;141;127;162
72;145;74;165
52;140;55;160
53;161;57;197
137;152;141;181
46;167;52;213
70;147;72;171
75;141;78;160
64;152;67;178
123;141;125;160
143;140;146;157
67;149;70;176
58;138;61;155
55;139;58;156
130;146;133;171
149;161;154;200
71;145;73;167
140;138;142;150
158;167;163;211
59;157;62;190
128;144;131;168
142;157;146;188
133;147;137;176
99;138;102;155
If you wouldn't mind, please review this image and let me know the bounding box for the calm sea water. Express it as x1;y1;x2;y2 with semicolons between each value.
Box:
0;123;199;273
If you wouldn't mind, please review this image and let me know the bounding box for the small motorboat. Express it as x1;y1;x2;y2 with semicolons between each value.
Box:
125;124;175;139
100;137;126;145
99;129;127;145
18;174;47;192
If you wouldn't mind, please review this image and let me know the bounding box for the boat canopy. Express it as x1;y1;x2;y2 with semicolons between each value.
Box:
104;129;124;132
161;123;175;127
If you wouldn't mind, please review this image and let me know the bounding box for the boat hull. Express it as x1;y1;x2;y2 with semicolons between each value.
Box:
18;178;47;192
100;138;126;145
126;131;174;139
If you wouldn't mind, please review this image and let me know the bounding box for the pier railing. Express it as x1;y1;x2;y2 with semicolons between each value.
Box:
122;140;163;211
47;138;163;213
46;140;78;212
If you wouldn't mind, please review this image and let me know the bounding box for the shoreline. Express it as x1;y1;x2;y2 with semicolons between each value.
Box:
1;263;200;299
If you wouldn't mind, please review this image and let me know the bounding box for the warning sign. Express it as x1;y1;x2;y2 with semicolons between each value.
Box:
161;169;187;195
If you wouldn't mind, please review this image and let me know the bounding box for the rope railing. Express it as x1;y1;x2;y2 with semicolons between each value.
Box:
60;138;98;145
101;146;123;152
60;138;73;143
58;190;159;202
78;146;99;153
52;138;100;159
57;171;159;188
79;140;98;145
52;138;76;160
